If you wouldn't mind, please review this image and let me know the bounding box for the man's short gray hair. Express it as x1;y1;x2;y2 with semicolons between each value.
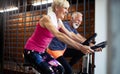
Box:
71;12;83;19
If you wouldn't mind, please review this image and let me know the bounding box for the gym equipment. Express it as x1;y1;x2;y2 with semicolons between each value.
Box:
80;33;107;74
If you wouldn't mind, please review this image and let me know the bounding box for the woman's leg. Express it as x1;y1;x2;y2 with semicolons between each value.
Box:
24;50;54;74
42;52;65;74
35;62;54;74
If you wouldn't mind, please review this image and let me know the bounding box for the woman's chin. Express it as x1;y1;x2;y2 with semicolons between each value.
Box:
61;16;65;19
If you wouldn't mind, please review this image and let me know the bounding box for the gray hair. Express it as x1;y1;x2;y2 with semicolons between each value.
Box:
71;12;83;19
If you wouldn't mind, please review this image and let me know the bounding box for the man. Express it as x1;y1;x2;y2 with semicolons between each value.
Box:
47;12;102;74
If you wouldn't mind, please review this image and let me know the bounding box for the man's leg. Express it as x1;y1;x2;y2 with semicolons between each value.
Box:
64;48;85;66
56;56;73;74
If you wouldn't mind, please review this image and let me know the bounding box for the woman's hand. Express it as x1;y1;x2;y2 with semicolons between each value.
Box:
80;45;94;54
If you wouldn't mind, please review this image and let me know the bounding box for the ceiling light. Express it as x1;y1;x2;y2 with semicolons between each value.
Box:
32;0;53;6
0;7;18;13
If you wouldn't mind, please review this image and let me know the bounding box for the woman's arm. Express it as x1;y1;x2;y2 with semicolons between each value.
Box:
39;15;94;54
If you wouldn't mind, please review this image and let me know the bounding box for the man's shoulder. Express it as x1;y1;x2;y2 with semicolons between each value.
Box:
63;21;69;24
63;21;70;27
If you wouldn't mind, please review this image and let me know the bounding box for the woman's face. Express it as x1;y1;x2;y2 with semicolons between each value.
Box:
55;6;69;19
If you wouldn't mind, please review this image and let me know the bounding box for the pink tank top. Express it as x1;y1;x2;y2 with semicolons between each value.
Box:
24;23;54;53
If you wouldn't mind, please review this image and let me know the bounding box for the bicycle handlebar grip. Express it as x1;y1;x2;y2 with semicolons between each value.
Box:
90;41;107;50
82;33;97;46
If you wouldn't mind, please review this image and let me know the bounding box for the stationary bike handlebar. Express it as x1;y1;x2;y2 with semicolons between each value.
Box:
82;33;97;46
90;41;107;50
82;33;107;51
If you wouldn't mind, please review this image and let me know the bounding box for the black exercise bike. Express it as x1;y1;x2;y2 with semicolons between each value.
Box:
79;33;107;74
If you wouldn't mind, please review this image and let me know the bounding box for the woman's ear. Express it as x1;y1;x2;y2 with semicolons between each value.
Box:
55;6;60;12
54;6;58;11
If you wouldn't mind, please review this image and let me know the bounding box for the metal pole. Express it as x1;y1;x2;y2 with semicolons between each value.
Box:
82;0;90;74
76;0;79;11
87;0;93;74
0;12;4;74
23;0;27;45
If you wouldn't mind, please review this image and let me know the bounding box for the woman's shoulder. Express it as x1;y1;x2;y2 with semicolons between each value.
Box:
41;15;50;20
40;15;51;22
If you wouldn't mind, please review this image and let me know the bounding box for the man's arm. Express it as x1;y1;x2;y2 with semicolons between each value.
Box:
60;21;103;51
59;21;86;43
60;25;86;43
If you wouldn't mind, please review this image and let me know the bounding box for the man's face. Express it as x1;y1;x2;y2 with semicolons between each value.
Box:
72;15;82;29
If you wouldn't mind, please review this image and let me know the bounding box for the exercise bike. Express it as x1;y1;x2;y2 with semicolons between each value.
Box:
79;33;107;74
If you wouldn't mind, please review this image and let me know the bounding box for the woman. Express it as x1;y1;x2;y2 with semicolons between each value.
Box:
24;0;94;74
